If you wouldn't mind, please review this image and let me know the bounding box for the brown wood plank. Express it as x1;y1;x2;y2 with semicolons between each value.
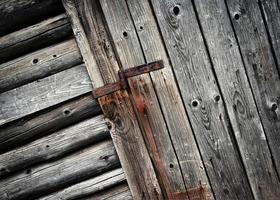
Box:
39;168;126;200
0;115;109;177
226;0;280;178
0;64;92;126
0;93;101;153
0;39;83;93
193;0;280;199
0;0;64;36
149;0;253;199
99;0;204;199
259;0;280;73
0;140;119;200
62;1;163;199
0;13;72;63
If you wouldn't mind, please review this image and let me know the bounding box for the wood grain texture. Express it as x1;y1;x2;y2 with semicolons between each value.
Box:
149;0;253;199
0;115;109;177
101;1;199;198
0;0;64;36
0;93;100;153
226;0;280;178
39;168;126;200
193;0;280;199
0;140;119;200
0;64;92;126
83;183;132;200
0;39;83;93
259;0;280;73
0;13;72;63
63;1;163;199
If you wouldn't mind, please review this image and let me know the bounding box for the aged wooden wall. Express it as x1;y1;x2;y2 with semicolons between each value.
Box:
1;0;280;200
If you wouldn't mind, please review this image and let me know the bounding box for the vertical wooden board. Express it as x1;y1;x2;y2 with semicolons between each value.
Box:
193;0;280;199
226;0;280;177
149;0;253;199
62;1;163;199
100;0;198;198
259;0;280;72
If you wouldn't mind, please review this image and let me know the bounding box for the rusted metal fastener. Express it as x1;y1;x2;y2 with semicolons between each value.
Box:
92;60;164;98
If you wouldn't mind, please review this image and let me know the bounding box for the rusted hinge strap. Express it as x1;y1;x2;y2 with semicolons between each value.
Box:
92;60;164;98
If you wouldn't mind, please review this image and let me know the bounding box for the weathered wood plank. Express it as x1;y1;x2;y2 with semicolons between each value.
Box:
0;115;109;177
63;1;163;199
259;0;280;73
226;0;280;178
39;168;126;200
101;0;212;199
0;140;119;200
83;183;132;200
0;0;64;36
0;93;101;153
193;0;280;199
0;14;72;63
149;0;253;199
0;39;83;93
0;64;92;126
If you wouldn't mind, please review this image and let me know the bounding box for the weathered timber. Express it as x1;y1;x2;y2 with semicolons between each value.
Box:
63;0;163;199
101;0;212;199
0;14;72;63
259;0;280;73
0;0;64;36
193;0;280;199
149;0;253;199
226;0;280;177
0;140;119;200
0;64;92;126
0;39;83;93
0;115;109;177
39;168;126;200
0;93;100;153
83;183;132;200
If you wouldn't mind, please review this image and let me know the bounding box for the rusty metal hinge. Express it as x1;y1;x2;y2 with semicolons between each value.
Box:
92;60;164;98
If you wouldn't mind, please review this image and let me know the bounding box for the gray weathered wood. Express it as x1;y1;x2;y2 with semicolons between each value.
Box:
101;0;212;199
149;0;253;199
0;64;92;126
63;0;164;199
193;0;280;199
0;115;109;177
0;0;64;35
0;93;101;153
0;39;83;93
39;168;126;200
0;14;72;63
83;183;132;200
226;0;280;178
0;140;119;200
259;0;280;73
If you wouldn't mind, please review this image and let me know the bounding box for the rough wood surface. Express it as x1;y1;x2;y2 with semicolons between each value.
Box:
193;0;280;199
0;115;109;177
259;0;280;73
0;140;119;200
0;0;64;36
83;183;132;200
226;0;280;177
0;14;72;63
0;93;100;153
40;168;126;200
0;64;92;126
101;0;212;199
0;39;83;93
63;0;163;199
149;0;253;199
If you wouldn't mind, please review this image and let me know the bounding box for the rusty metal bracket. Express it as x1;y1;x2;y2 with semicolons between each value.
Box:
92;60;164;98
